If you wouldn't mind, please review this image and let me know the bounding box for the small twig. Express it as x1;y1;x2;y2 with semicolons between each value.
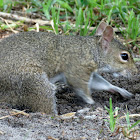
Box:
0;130;4;135
0;110;29;120
47;136;59;140
11;109;29;116
0;12;126;32
120;114;140;119
0;17;18;33
35;23;39;32
59;112;76;120
0;12;52;26
50;20;57;34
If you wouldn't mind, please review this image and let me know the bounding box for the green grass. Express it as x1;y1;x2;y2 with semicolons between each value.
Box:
125;110;140;132
105;98;140;139
105;98;119;132
51;5;60;34
121;109;140;139
126;10;140;42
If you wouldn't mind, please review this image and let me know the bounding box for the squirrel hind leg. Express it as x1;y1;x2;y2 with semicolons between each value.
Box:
17;70;57;115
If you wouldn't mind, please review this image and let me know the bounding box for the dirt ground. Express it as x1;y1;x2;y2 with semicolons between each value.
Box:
0;61;139;140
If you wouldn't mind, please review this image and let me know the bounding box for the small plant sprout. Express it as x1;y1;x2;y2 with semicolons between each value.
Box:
121;107;140;139
105;98;119;133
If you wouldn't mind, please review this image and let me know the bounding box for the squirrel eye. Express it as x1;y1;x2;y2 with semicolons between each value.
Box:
120;51;130;63
121;53;129;61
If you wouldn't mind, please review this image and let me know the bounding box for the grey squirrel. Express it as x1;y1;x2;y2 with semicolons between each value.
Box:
0;21;137;114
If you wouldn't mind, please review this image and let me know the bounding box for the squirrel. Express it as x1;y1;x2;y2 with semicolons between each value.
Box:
0;21;138;114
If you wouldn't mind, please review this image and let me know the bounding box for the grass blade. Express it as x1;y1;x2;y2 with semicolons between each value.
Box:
0;0;3;8
129;120;140;130
57;0;73;13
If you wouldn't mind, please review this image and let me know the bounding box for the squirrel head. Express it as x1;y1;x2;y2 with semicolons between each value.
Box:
95;21;138;77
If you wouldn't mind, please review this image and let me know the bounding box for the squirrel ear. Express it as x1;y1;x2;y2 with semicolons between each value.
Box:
101;26;114;54
95;21;107;36
102;26;114;42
